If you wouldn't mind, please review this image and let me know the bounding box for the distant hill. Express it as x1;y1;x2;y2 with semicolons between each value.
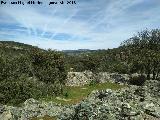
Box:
0;41;40;57
0;41;38;50
62;49;105;55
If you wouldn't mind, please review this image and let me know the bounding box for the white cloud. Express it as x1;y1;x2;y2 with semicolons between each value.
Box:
0;0;160;50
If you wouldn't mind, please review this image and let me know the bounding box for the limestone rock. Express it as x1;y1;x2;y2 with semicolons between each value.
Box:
0;110;12;120
1;79;159;120
66;71;130;86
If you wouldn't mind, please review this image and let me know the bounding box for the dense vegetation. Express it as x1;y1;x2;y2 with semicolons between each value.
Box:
0;29;160;105
65;29;160;81
65;48;128;73
0;42;67;105
121;29;160;79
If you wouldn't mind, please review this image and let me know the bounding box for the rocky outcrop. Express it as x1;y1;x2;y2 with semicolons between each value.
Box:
64;80;160;120
66;71;130;86
0;99;74;120
66;71;93;86
0;80;159;120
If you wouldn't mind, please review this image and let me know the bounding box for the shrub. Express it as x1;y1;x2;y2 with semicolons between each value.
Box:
111;62;129;74
89;79;100;86
0;57;5;81
0;78;36;105
0;54;32;81
0;75;55;105
30;49;67;85
129;75;146;86
64;92;69;98
0;49;67;105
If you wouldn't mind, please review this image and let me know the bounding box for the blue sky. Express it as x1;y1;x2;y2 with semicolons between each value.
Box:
0;0;160;50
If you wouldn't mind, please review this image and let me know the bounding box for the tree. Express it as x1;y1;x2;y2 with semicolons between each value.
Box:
121;29;160;80
30;49;67;94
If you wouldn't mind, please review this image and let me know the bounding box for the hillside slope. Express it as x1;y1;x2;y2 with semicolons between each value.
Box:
0;41;41;57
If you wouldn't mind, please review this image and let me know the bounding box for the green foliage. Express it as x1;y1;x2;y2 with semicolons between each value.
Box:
0;77;41;105
30;49;67;85
64;29;160;77
64;92;69;98
121;29;160;79
89;80;97;86
108;62;130;74
0;42;67;105
65;54;100;72
0;55;32;81
1;28;160;105
65;49;130;74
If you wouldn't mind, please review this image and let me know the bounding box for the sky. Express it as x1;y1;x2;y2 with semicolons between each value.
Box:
0;0;160;50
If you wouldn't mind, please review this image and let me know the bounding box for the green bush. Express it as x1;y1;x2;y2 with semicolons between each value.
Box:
0;55;32;81
110;62;129;74
129;75;146;86
64;92;69;98
0;57;5;81
0;48;67;105
89;79;100;86
30;49;67;85
0;77;38;105
0;75;56;105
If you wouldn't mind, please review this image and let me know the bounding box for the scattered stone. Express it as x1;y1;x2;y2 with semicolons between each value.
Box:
0;78;159;120
66;71;130;86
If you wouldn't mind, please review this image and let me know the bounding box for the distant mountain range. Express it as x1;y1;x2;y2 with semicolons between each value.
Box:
0;41;106;56
62;49;106;55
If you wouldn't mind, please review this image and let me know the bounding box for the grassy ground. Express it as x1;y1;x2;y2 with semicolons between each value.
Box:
31;82;125;120
41;82;125;105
